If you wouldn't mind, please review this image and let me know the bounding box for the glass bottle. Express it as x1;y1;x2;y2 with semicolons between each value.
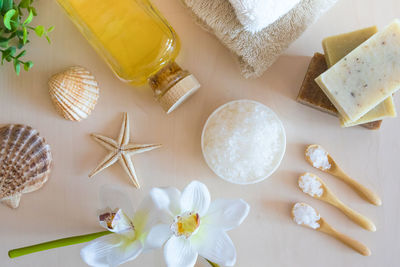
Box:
56;0;200;113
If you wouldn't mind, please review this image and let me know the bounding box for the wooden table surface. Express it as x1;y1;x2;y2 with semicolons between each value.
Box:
1;0;400;266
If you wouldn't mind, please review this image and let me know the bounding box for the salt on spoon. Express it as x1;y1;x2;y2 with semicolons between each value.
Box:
298;173;376;232
291;203;371;256
305;144;382;206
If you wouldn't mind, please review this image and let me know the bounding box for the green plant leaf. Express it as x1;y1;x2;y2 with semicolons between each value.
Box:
34;25;44;37
19;0;31;9
22;27;27;44
0;40;8;48
23;60;33;71
0;0;52;75
17;39;24;49
7;46;16;56
13;59;21;75
3;9;16;30
16;29;23;38
23;9;33;25
3;47;14;62
1;46;16;63
0;36;8;47
30;6;37;16
1;0;12;13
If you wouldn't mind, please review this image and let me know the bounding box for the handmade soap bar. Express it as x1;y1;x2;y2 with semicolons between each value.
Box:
323;26;378;67
340;97;396;127
322;26;396;127
316;20;400;122
297;53;382;130
297;53;339;116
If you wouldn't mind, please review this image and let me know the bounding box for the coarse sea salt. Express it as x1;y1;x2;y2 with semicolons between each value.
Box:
299;173;323;197
306;145;331;170
201;100;286;184
293;203;321;229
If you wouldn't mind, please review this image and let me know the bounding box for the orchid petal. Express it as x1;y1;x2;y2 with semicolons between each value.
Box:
164;236;198;267
131;195;158;236
149;187;181;216
191;225;237;266
99;185;134;218
80;234;143;267
108;239;143;266
180;181;210;216
145;224;172;250
203;199;250;231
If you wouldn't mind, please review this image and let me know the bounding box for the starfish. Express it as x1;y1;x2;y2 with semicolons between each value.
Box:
89;112;161;188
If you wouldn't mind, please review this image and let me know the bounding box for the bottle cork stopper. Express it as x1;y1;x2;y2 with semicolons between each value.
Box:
158;74;200;114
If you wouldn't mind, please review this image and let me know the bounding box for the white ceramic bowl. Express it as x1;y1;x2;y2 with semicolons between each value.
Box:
201;100;286;184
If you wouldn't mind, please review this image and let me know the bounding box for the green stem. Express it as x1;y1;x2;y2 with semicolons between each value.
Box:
8;231;111;259
206;259;220;267
9;231;221;266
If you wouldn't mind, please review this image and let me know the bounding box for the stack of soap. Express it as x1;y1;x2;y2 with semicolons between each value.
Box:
297;21;399;129
322;26;396;127
297;53;381;129
315;20;400;127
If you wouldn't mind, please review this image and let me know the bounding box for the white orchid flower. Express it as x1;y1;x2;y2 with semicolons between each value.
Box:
145;181;250;267
80;190;159;267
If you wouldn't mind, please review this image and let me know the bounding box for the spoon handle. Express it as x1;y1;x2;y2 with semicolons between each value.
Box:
334;201;376;232
319;221;371;256
332;169;382;206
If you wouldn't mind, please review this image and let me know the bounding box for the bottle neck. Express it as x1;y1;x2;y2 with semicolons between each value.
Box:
148;61;189;100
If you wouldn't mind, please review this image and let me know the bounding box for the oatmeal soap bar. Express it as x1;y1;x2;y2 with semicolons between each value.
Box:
316;20;400;122
323;26;378;67
296;53;382;130
322;26;396;127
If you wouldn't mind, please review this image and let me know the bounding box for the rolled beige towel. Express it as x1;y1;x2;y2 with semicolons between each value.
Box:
181;0;338;79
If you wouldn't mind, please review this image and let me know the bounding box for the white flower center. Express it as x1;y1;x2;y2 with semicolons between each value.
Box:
171;212;200;238
99;211;117;230
99;210;136;239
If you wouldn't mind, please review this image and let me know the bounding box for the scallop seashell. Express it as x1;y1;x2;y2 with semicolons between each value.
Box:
48;66;100;121
0;124;52;209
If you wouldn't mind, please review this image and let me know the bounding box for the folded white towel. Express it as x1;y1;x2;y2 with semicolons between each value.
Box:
229;0;301;33
182;0;338;78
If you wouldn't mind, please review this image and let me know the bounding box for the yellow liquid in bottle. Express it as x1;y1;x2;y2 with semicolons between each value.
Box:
57;0;181;85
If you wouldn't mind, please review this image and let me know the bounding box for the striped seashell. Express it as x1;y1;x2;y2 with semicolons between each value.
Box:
0;124;52;208
49;66;99;121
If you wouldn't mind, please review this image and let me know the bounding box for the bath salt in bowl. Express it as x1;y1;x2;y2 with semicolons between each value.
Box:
201;100;286;184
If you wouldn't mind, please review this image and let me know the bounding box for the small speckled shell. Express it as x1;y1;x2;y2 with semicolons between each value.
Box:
49;66;99;121
0;124;52;208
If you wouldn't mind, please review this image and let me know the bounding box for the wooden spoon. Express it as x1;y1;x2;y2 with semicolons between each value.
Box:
298;173;376;232
291;203;371;256
305;144;382;206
